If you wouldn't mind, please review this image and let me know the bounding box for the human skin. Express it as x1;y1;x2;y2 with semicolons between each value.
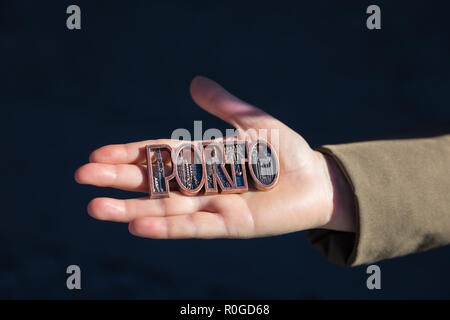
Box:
74;76;356;239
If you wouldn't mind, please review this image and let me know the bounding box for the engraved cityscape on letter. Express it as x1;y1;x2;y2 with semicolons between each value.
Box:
146;145;173;199
174;144;204;194
248;140;278;190
153;149;166;193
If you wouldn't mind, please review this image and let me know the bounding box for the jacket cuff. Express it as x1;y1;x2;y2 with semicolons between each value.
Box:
307;135;450;266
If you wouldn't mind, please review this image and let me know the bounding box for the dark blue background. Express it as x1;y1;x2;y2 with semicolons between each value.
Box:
1;0;449;299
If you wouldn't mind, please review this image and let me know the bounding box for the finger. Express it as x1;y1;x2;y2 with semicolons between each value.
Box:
87;194;214;222
190;76;278;131
128;212;229;239
75;163;148;192
89;139;184;164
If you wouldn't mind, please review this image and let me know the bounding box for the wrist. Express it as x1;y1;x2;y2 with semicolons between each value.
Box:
317;151;357;232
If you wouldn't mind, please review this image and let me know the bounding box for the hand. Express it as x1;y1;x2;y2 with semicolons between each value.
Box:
75;76;356;239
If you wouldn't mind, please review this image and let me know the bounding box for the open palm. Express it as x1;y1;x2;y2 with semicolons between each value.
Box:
75;76;355;239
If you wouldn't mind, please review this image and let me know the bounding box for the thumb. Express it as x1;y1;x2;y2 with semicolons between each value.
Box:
189;76;278;131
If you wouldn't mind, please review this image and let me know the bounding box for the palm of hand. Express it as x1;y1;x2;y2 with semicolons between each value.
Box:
75;76;339;239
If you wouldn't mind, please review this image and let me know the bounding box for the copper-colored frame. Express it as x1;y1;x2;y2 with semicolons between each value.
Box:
247;139;279;191
145;144;174;199
201;141;236;195
173;143;206;196
145;139;279;198
223;139;249;193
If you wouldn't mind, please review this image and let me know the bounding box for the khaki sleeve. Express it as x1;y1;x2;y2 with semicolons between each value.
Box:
306;133;450;266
